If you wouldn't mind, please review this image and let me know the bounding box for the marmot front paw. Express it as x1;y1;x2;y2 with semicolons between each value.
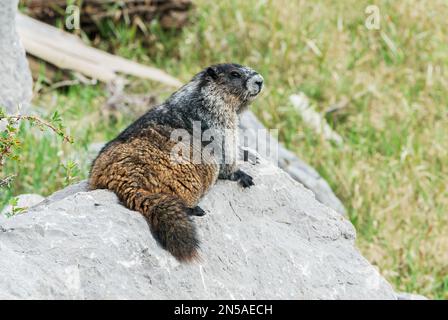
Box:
233;170;255;188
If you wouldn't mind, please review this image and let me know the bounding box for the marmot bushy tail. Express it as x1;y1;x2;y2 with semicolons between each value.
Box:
89;63;264;262
129;191;200;262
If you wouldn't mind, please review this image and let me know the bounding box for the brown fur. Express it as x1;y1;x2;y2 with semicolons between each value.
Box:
89;125;218;261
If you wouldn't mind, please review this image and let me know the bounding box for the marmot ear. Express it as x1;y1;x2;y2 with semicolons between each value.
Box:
206;67;218;80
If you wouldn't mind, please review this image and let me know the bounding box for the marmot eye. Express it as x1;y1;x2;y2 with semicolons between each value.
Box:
230;71;242;78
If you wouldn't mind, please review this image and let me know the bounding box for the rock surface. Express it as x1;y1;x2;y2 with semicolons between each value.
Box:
0;0;33;114
239;111;346;215
1;194;45;216
0;159;396;299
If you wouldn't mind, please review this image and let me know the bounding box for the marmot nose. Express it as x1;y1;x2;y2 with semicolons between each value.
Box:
248;74;264;94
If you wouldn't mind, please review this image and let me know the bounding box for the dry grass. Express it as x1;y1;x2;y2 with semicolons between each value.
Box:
159;0;447;298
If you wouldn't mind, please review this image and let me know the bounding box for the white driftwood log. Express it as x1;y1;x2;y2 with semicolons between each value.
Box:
290;93;343;145
16;14;182;87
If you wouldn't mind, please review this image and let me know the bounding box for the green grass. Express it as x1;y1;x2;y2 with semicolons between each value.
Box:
3;0;448;299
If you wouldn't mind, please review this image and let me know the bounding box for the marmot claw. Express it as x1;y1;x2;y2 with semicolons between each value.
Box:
233;170;255;188
188;206;207;216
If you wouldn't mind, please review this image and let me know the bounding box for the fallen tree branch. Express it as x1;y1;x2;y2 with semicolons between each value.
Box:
290;93;344;145
17;14;183;87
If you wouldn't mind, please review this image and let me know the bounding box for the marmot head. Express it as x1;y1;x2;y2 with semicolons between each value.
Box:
198;63;264;112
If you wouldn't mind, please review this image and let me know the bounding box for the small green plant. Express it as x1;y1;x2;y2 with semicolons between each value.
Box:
3;197;28;218
0;107;73;216
62;160;80;186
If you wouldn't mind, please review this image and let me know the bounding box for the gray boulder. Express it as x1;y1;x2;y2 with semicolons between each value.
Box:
0;0;32;114
0;158;396;299
239;111;346;215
